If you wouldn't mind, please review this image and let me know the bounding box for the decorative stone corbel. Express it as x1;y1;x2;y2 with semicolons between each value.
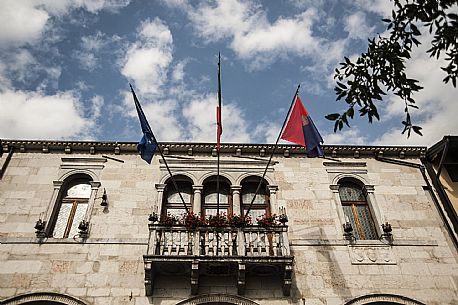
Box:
283;263;292;296
144;261;153;296
237;262;246;295
191;260;199;295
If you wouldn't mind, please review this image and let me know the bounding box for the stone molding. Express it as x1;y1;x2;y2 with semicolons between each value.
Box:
175;294;260;305
344;293;426;305
0;237;438;247
0;140;426;158
1;292;88;305
0;237;148;244
290;238;438;247
349;245;396;265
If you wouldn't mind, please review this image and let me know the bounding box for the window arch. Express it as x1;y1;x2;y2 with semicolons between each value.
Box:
202;176;231;216
163;175;193;217
51;174;92;238
241;176;270;219
338;178;377;240
1;292;89;305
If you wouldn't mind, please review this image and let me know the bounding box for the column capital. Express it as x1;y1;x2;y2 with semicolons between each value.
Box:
155;183;166;191
90;181;101;189
193;185;203;191
53;180;64;188
230;185;242;192
330;184;339;192
364;185;375;193
267;185;278;193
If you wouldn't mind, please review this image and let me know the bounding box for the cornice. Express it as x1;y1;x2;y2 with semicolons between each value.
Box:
0;139;427;159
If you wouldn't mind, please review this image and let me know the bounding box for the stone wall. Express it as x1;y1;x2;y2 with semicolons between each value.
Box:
1;145;457;305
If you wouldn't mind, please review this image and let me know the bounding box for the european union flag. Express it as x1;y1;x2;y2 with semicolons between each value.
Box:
130;85;157;164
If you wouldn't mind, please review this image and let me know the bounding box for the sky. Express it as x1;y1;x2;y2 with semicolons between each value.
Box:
0;0;456;147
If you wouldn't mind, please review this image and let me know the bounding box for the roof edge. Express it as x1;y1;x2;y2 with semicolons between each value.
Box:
0;139;426;159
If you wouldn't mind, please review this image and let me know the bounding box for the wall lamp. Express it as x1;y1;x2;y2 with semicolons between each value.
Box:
381;221;393;242
343;222;354;240
97;188;108;207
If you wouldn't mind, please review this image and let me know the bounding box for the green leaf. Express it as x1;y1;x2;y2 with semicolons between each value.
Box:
337;81;347;89
412;126;423;136
447;13;458;20
325;113;340;121
338;120;344;130
341;114;350;127
410;23;421;36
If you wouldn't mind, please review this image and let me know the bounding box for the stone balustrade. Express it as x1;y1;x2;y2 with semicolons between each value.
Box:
147;224;290;257
144;224;293;296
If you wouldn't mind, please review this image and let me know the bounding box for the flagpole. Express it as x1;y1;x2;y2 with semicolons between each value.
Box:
216;53;222;216
244;84;300;218
130;84;189;214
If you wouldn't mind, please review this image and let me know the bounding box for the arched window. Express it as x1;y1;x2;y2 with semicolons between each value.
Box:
163;175;193;217
241;177;270;220
52;175;92;238
202;176;231;216
339;179;377;240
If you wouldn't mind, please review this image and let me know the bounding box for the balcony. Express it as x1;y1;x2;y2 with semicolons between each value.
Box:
143;224;293;296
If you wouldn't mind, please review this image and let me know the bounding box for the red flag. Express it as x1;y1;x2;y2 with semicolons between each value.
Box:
281;96;308;146
281;95;324;157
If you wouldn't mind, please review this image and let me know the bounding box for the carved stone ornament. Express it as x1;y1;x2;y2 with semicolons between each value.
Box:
1;292;88;305
344;293;426;305
175;294;260;305
349;245;396;265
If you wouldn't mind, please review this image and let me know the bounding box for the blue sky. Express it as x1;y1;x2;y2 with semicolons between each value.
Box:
0;0;456;146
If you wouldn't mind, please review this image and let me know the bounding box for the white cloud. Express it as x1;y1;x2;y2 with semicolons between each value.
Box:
90;95;104;120
121;90;182;141
73;32;121;71
121;18;173;96
0;0;130;48
344;11;375;40
172;60;187;82
353;0;394;17
0;1;49;47
0;89;95;140
182;94;251;143
254;122;281;144
186;0;343;70
323;128;368;145
373;33;458;146
143;99;182;141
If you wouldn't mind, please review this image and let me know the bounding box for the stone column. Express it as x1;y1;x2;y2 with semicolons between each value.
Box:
231;185;241;215
155;184;166;216
85;181;101;221
330;184;346;236
365;185;382;236
44;180;64;235
267;185;279;213
193;185;203;214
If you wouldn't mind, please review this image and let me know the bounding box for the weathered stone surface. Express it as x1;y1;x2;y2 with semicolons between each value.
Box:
0;145;457;305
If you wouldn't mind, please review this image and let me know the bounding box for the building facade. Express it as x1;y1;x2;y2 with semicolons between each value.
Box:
425;136;458;248
0;140;457;305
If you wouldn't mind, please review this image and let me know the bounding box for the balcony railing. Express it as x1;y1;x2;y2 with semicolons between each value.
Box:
143;224;293;296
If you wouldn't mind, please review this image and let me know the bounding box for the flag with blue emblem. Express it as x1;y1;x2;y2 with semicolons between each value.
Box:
130;85;157;164
280;95;324;157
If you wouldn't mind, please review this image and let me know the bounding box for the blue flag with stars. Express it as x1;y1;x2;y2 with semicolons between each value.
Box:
130;85;157;164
